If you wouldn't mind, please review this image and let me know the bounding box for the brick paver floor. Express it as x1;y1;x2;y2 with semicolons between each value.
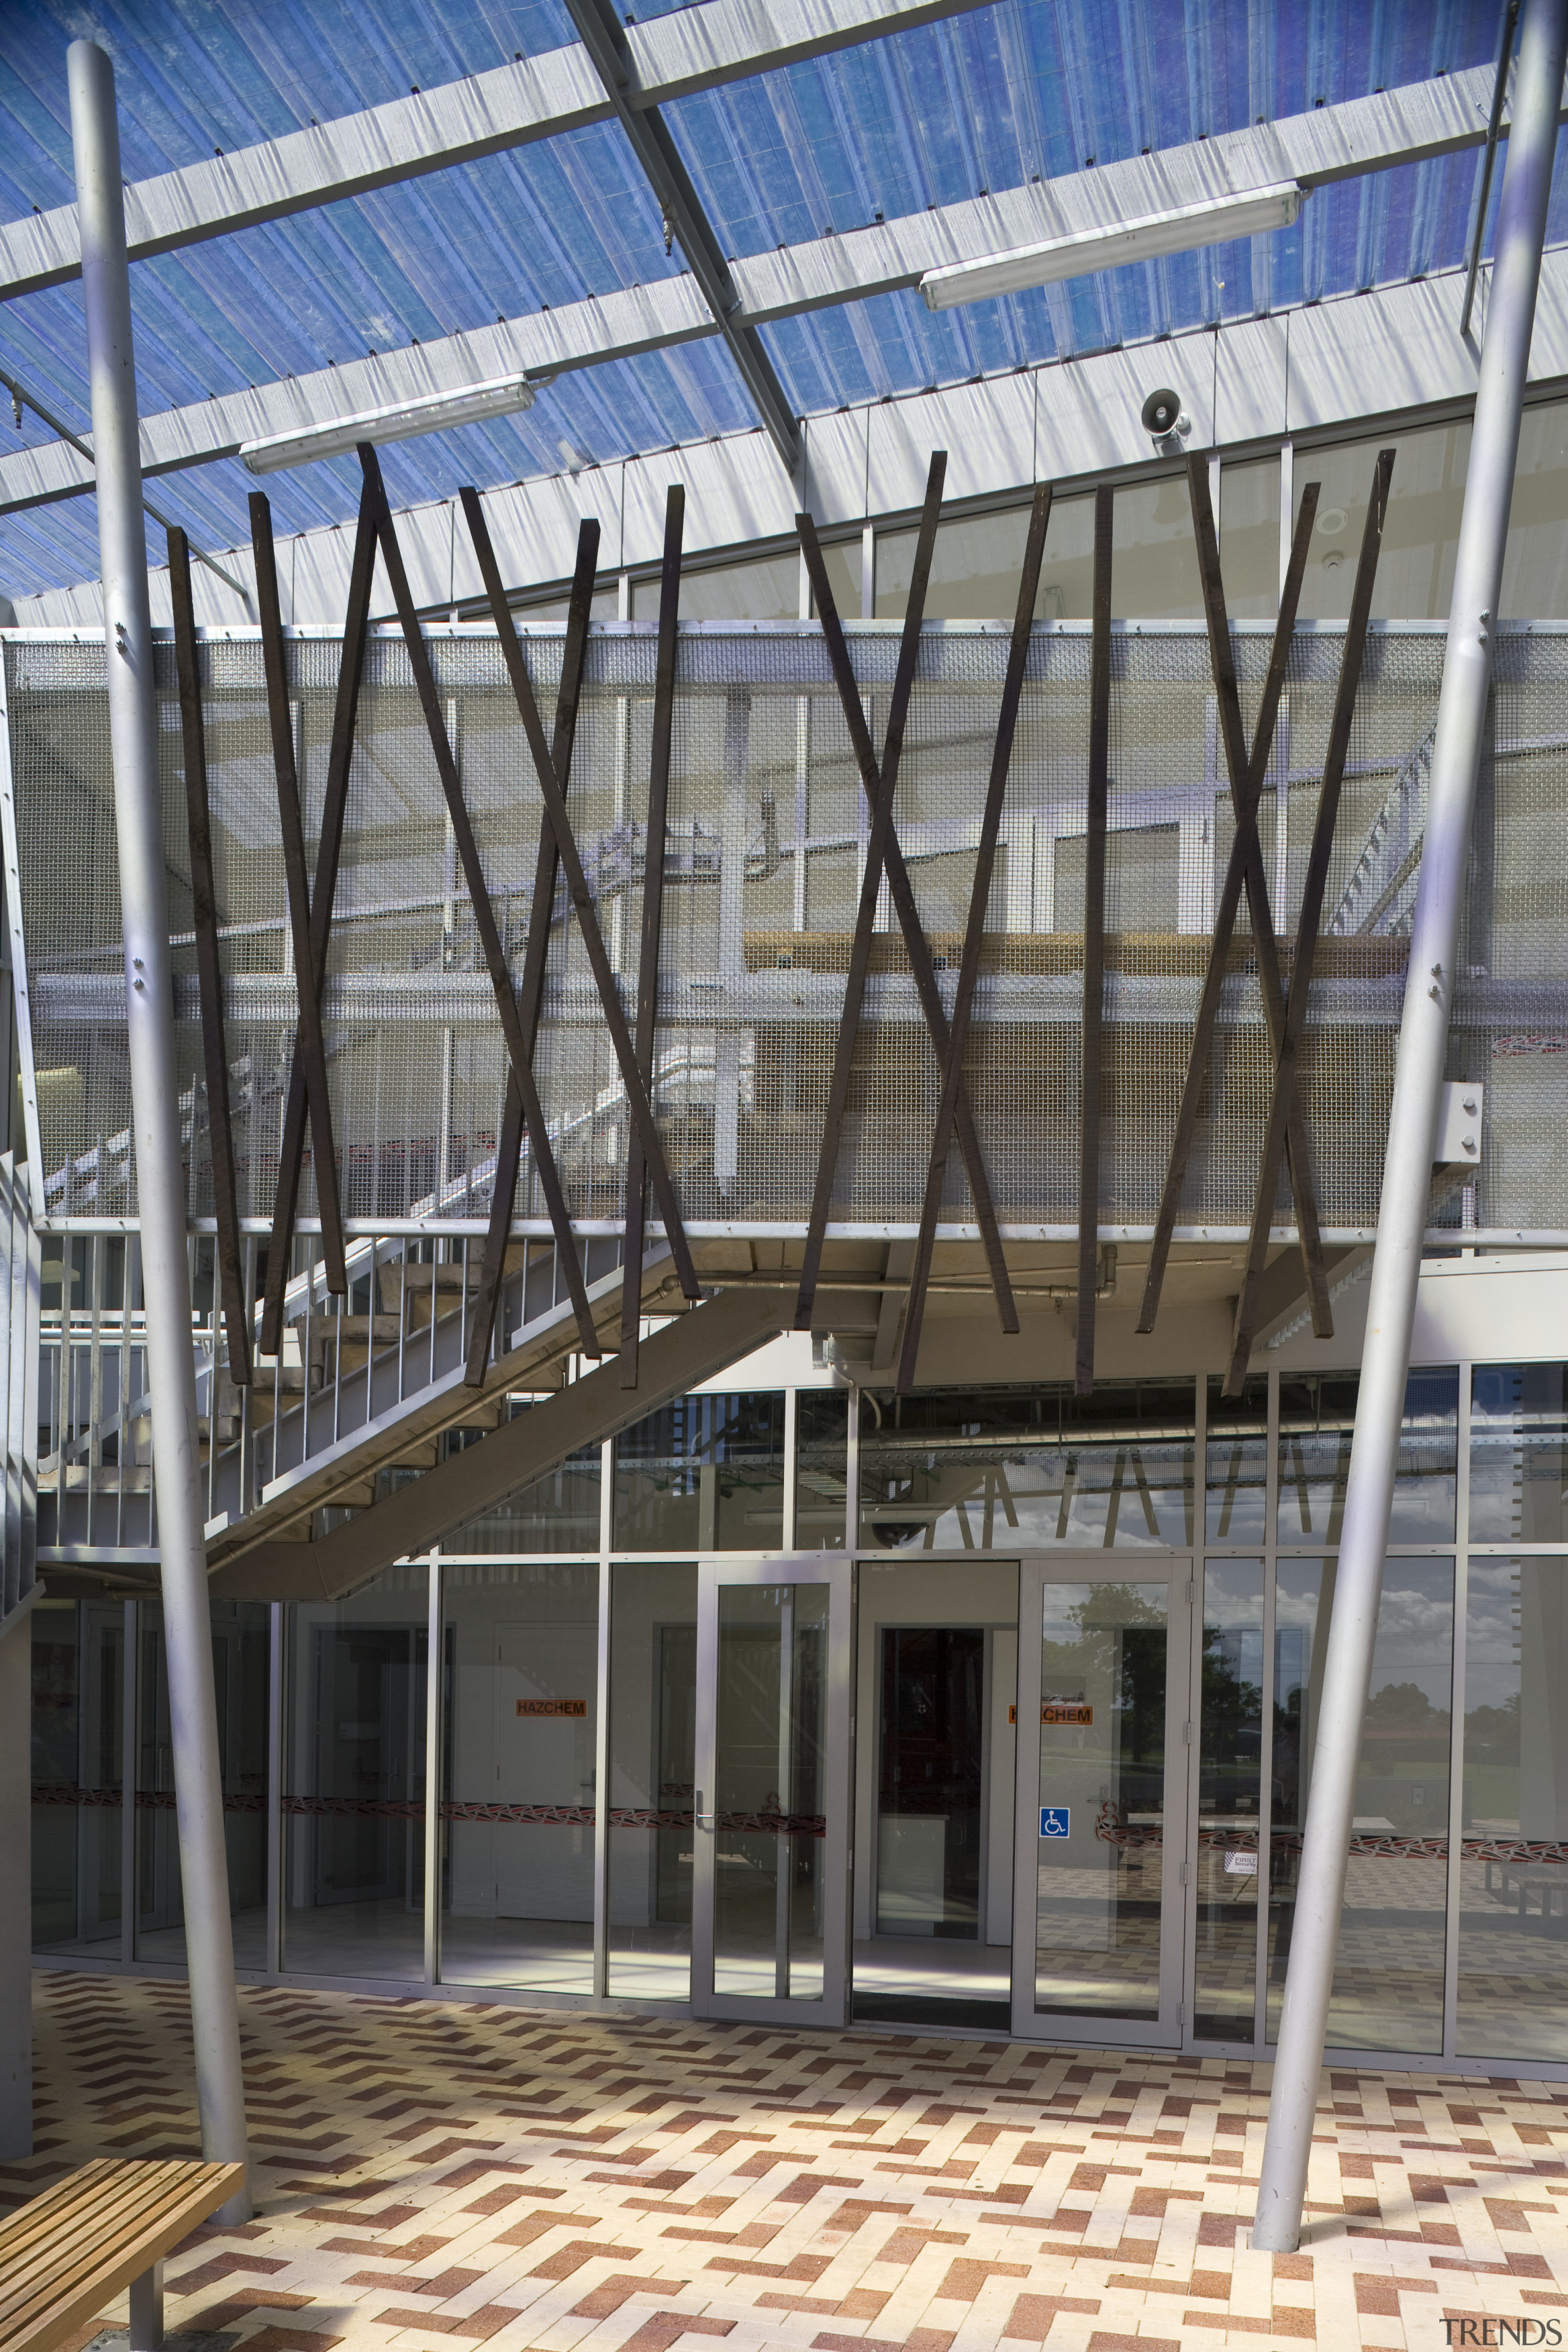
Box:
6;1972;1567;2352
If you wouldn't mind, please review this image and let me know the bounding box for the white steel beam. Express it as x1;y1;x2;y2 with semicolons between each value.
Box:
0;0;1002;300
0;64;1550;526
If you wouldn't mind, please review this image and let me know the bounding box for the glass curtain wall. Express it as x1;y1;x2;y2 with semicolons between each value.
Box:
608;1561;698;2001
1457;1365;1568;2059
28;1355;1568;2075
30;1596;124;1958
134;1598;271;1967
439;1561;599;1995
283;1566;428;1981
858;1381;1194;1552
1199;1366;1462;2058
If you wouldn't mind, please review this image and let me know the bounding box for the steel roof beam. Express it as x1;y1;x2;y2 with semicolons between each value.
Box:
559;0;800;472
0;62;1548;522
0;0;998;301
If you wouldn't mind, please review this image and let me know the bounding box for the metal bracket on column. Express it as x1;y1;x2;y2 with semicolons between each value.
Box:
462;518;600;1387
1138;461;1321;1336
621;485;685;1389
167;526;249;1385
359;443;601;1365
1226;448;1395;1394
249;491;348;1303
255;488;377;1359
794;451;1017;1340
895;481;1052;1395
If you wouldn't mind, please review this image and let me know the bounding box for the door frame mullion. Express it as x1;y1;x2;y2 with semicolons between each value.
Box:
1012;1550;1193;2051
692;1553;853;2028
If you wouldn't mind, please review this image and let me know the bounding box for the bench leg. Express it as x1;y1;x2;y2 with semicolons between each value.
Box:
128;2258;164;2352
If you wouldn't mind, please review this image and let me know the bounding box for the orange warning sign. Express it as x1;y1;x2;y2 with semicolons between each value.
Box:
1042;1702;1093;1726
516;1699;587;1717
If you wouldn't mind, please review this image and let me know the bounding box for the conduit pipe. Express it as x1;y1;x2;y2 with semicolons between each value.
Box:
67;40;252;2221
1251;0;1568;2255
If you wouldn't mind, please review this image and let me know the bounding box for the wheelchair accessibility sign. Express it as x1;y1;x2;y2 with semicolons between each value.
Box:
1039;1806;1071;1839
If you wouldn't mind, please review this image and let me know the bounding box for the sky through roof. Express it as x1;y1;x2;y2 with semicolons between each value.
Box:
0;0;1545;605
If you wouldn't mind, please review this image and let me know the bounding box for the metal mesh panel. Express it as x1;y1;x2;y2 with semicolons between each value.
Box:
5;619;1561;1238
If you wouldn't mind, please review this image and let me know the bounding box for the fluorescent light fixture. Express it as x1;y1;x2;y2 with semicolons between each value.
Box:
919;180;1306;312
240;374;537;474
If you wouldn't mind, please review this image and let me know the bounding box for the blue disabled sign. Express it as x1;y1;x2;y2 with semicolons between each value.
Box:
1039;1805;1071;1839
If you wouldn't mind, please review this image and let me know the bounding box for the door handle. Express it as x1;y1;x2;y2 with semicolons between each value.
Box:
695;1792;714;1830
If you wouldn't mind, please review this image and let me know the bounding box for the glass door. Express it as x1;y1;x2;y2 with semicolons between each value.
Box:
692;1556;853;2024
1012;1557;1192;2046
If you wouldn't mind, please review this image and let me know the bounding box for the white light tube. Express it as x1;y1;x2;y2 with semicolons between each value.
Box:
240;374;537;473
919;181;1306;312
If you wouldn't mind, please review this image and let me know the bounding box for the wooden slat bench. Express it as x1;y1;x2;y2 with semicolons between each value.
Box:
0;2157;246;2352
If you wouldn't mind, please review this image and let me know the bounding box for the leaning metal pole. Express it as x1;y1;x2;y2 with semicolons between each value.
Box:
68;40;252;2220
1252;0;1567;2255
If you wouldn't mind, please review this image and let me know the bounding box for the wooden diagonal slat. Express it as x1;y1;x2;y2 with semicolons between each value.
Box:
621;485;685;1389
257;488;378;1357
1225;447;1396;1394
894;481;1053;1394
462;486;699;1315
1188;455;1332;1338
792;454;946;1330
358;445;601;1363
167;525;249;1385
249;490;347;1298
1076;484;1114;1396
462;519;600;1387
794;464;1018;1336
1136;467;1321;1334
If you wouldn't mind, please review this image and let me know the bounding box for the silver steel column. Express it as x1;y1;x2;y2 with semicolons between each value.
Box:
1252;0;1567;2254
68;39;252;2220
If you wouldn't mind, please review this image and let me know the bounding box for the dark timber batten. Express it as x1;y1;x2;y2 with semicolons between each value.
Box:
168;525;249;1385
462;519;599;1386
793;454;1017;1340
257;488;377;1359
621;485;686;1389
463;486;698;1322
1226;447;1396;1394
895;481;1052;1394
358;443;601;1364
249;489;348;1303
1137;462;1321;1338
1076;485;1113;1397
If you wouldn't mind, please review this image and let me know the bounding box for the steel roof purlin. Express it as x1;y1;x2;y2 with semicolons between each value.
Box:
0;0;1006;303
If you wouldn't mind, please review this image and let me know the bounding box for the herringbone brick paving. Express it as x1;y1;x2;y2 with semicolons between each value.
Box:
6;1972;1567;2351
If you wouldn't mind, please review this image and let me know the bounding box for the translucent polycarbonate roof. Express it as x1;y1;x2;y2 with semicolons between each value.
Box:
0;0;1548;604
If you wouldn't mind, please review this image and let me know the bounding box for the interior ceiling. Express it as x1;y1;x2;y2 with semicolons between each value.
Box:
0;0;1545;608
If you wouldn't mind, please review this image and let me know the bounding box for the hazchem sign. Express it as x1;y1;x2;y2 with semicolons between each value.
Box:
1042;1702;1092;1725
517;1699;587;1717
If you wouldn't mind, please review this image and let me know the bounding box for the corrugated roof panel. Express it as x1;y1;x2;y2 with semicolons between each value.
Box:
0;0;1546;606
